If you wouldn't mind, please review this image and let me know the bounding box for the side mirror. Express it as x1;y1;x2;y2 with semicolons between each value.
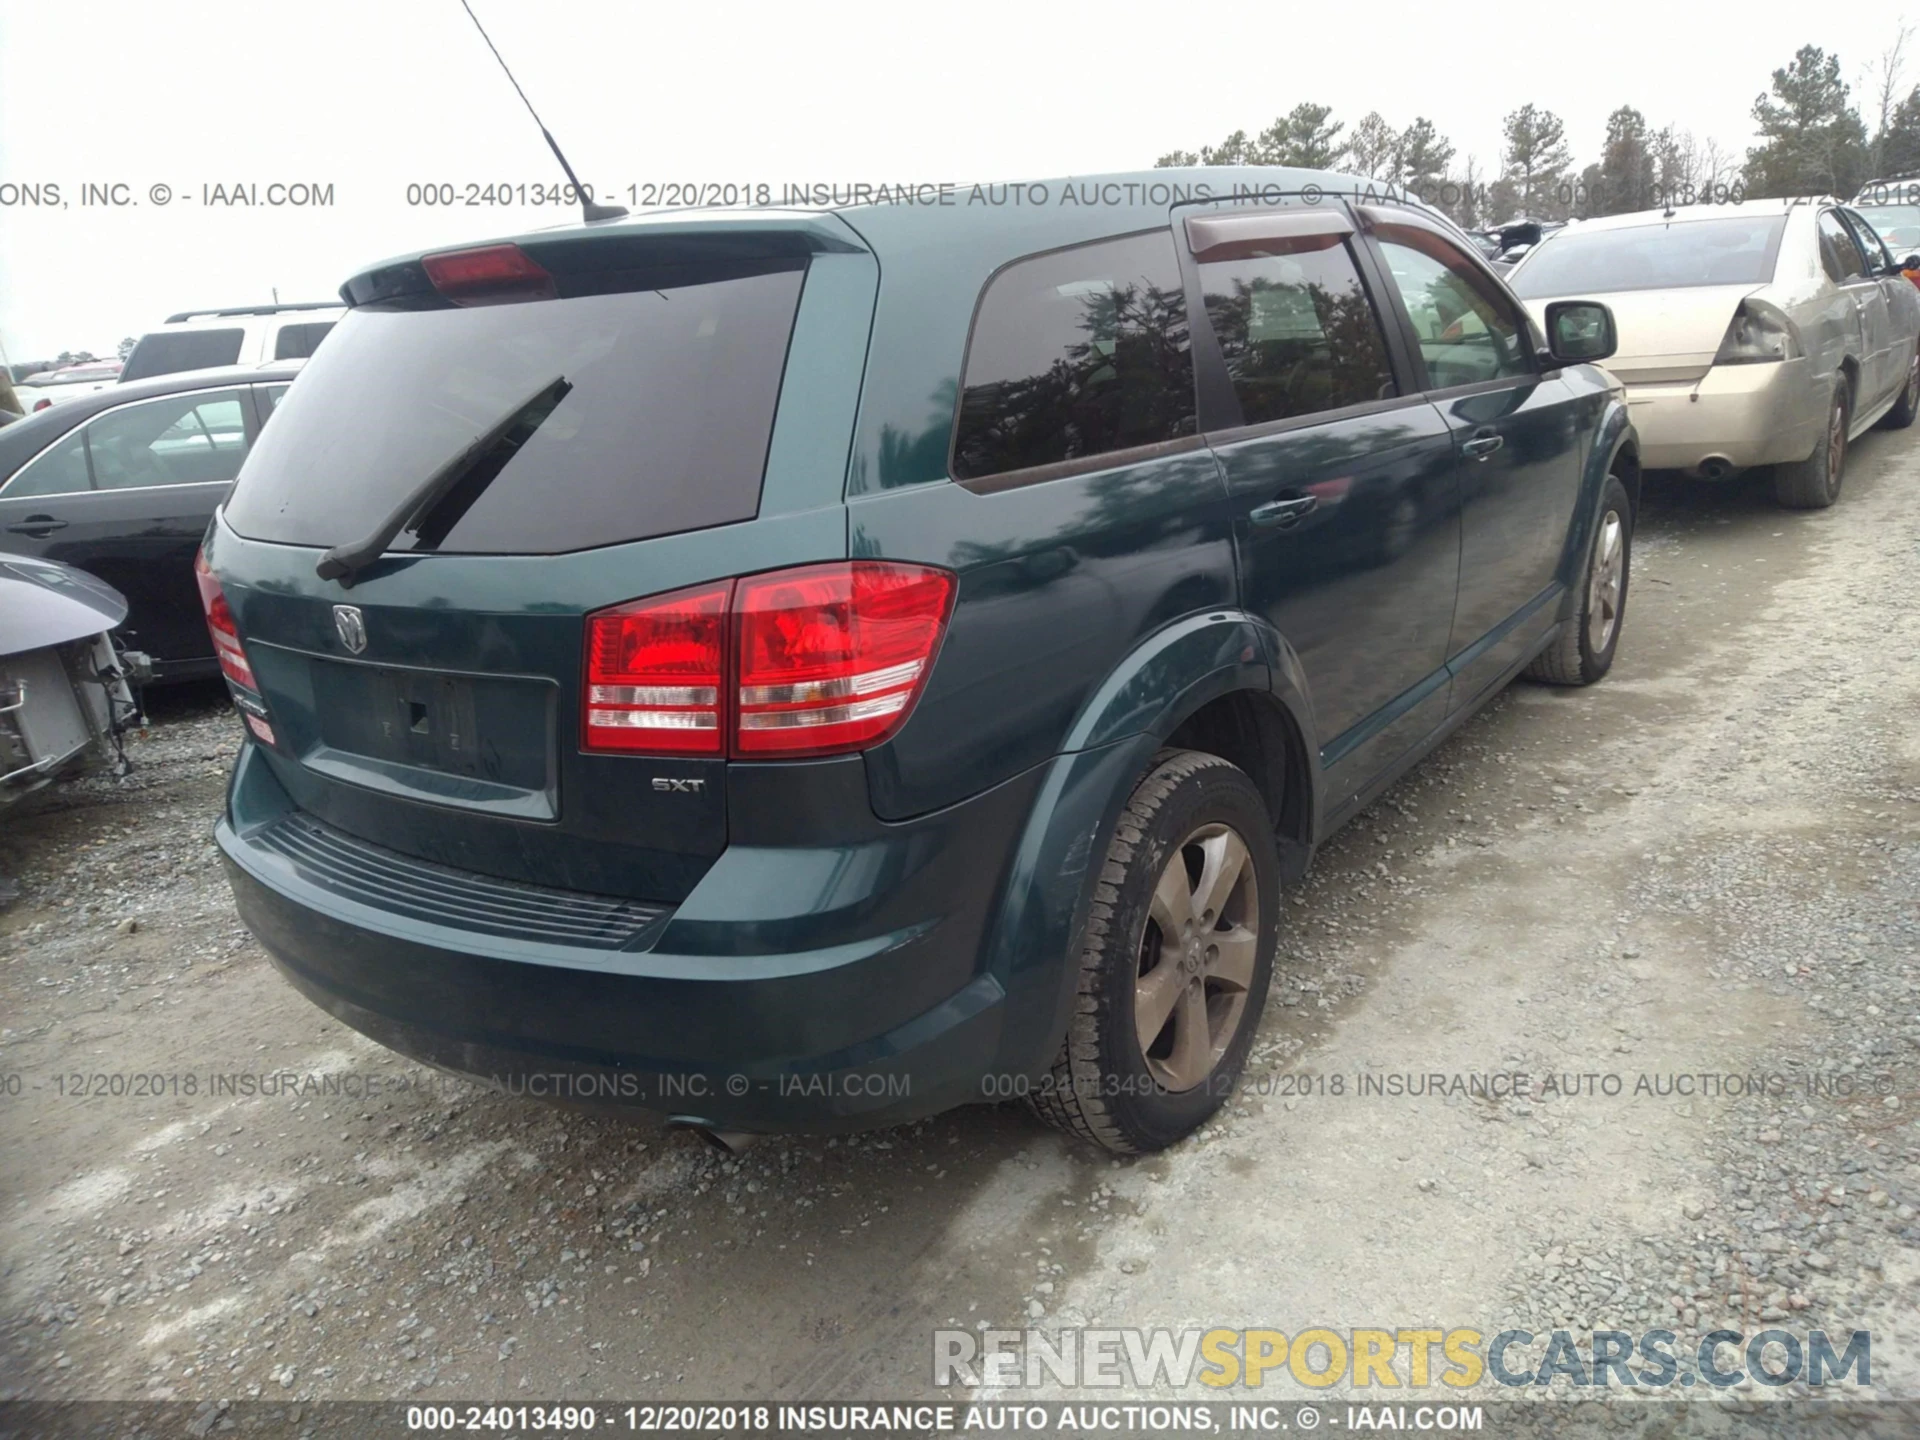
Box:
1543;299;1618;364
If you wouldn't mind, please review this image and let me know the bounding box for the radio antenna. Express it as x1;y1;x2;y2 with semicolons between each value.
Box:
456;0;628;223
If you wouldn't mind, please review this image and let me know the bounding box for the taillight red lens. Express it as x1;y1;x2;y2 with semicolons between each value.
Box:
735;562;953;756
581;563;955;758
421;244;555;304
583;583;729;753
32;398;50;412
194;550;256;690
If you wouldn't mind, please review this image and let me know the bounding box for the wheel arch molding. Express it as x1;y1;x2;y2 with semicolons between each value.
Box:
1058;606;1320;877
981;612;1320;1080
1556;403;1639;612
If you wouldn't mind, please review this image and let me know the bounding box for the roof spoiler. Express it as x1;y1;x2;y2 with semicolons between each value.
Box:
163;302;340;322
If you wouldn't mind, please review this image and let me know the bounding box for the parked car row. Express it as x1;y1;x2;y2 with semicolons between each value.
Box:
0;306;341;680
12;167;1920;1156
119;302;343;383
1509;196;1920;507
13;359;122;413
0;367;300;679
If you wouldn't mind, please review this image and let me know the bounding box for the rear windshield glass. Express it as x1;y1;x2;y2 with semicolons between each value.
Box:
1509;216;1787;297
224;265;806;555
119;328;246;381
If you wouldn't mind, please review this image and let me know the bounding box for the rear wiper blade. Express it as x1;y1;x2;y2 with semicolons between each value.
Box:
315;375;571;585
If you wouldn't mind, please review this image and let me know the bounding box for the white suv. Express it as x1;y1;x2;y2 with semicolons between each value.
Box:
119;303;344;384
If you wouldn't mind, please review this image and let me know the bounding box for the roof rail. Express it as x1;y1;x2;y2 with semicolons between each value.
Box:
161;301;340;323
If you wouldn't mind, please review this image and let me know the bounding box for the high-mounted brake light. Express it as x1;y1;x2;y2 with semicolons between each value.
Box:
580;563;955;759
421;244;556;305
194;550;257;691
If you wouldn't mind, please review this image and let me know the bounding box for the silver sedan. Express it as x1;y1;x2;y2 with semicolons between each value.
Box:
1507;199;1920;507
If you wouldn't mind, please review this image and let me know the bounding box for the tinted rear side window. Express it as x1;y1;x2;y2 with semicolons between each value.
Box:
272;321;336;360
119;328;245;381
1197;235;1396;425
224;265;806;555
952;231;1195;481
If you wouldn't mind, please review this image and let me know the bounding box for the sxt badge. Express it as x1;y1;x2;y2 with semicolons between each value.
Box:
651;777;705;793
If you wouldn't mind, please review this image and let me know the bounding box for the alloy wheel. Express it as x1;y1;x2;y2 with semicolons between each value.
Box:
1134;822;1261;1091
1586;509;1625;655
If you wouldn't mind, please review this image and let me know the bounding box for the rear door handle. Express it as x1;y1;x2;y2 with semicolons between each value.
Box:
1460;431;1504;460
5;516;67;536
1249;494;1318;529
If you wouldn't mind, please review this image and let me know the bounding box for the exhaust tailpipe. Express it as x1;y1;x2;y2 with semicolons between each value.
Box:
666;1118;759;1154
1697;456;1734;480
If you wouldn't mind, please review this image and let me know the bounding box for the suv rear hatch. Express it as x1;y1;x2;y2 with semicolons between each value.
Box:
209;218;877;905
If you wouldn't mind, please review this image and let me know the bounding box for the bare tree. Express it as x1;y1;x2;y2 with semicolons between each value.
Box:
1868;22;1915;176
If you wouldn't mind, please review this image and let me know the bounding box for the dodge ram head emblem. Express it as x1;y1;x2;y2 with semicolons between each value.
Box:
332;604;368;655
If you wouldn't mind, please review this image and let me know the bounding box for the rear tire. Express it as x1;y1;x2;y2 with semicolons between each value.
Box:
1775;381;1849;508
1526;474;1632;687
1881;345;1920;430
1028;750;1278;1153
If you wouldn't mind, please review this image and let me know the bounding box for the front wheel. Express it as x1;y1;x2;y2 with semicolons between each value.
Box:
1028;750;1278;1153
1526;473;1632;686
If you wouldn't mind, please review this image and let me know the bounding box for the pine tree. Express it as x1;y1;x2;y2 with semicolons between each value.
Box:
1500;104;1573;218
1745;45;1868;198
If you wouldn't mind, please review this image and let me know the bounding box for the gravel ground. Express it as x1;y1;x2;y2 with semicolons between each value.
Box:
1;424;1916;1421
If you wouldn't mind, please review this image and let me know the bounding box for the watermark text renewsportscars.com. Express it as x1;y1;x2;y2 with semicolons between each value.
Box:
933;1326;1872;1391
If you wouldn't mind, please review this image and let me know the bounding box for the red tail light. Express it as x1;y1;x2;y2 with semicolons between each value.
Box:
581;562;955;758
194;550;257;690
584;583;728;753
32;398;50;412
421;244;555;305
734;563;954;755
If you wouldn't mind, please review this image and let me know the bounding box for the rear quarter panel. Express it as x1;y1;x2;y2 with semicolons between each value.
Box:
835;212;1248;820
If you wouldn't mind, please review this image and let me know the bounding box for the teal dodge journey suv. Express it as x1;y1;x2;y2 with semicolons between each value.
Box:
206;168;1637;1152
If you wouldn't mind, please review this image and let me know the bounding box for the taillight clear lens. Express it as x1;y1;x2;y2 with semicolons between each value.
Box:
583;583;729;753
1714;301;1800;364
194;550;257;690
734;562;954;756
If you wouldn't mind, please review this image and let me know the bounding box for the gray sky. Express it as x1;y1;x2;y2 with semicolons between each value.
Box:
0;0;1906;362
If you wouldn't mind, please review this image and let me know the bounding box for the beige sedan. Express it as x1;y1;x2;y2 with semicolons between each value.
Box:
1507;199;1920;507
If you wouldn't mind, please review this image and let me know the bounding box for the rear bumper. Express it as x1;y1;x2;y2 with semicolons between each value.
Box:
216;743;1052;1132
1623;358;1825;473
